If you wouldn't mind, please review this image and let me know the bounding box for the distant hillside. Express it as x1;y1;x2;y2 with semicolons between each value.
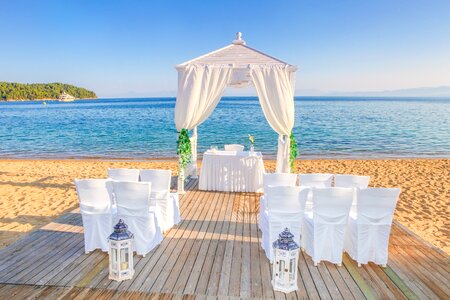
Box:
296;86;450;97
0;82;97;101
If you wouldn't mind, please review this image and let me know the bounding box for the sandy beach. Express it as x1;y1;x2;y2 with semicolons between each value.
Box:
0;158;448;254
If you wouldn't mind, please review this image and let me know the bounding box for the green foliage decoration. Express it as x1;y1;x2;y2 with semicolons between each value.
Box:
0;82;97;101
177;129;192;170
290;132;299;172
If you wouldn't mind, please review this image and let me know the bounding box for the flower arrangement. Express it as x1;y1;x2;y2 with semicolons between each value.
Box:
248;134;255;145
177;129;192;171
289;132;299;172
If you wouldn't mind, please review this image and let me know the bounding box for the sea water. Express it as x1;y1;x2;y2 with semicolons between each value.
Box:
0;97;449;159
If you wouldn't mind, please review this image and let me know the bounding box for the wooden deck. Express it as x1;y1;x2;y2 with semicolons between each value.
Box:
0;178;448;299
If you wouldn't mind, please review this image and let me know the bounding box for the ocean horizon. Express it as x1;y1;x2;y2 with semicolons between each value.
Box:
1;96;449;160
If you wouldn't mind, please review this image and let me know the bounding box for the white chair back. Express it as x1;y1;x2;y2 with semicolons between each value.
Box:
224;144;245;151
299;173;333;188
111;181;163;256
139;169;171;193
357;188;401;224
75;179;113;214
107;168;140;181
263;173;298;192
261;185;310;261
112;181;152;217
312;188;354;223
266;186;310;212
335;174;370;188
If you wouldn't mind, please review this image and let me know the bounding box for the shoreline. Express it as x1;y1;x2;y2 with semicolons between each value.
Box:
0;158;448;254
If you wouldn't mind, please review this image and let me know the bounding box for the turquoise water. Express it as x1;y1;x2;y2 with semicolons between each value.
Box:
0;97;449;159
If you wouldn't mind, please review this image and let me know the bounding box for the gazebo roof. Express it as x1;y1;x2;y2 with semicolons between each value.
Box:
176;32;297;71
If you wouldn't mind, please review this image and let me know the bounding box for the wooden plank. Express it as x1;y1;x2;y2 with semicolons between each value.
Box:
342;254;377;300
191;191;230;295
324;263;354;300
227;193;244;297
151;190;221;293
389;245;448;298
0;217;81;275
137;189;218;292
217;193;238;296
0;229;84;283
239;194;252;298
302;251;333;300
248;193;263;299
205;193;233;296
334;261;365;300
164;190;223;294
9;232;84;284
316;262;343;300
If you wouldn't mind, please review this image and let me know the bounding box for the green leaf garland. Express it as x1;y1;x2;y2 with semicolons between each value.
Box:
177;129;192;171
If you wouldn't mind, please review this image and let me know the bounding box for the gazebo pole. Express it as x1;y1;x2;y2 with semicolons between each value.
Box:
190;127;198;179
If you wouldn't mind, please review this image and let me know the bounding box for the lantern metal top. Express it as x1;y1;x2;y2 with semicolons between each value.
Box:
273;228;299;251
109;219;134;241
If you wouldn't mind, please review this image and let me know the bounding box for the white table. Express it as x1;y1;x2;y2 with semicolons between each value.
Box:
199;150;265;192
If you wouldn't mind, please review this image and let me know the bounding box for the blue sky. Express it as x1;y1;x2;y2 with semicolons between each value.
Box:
1;0;449;97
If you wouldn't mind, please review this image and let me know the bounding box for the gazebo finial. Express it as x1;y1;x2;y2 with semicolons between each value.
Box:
232;32;246;45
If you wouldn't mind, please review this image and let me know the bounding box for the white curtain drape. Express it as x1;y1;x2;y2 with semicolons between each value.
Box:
175;65;233;181
175;65;233;131
250;65;295;173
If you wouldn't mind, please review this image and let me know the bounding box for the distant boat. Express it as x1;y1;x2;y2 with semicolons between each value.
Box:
59;92;75;102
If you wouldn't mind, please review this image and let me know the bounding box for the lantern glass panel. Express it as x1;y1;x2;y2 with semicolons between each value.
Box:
120;248;129;270
279;259;285;281
112;248;118;270
289;258;296;281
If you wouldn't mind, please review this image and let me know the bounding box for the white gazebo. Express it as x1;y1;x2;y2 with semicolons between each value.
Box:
175;33;298;192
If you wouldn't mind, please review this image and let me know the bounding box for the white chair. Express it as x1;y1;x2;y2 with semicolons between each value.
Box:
334;174;370;188
344;188;401;267
112;181;163;256
261;186;310;261
107;168;140;181
140;169;180;232
300;174;333;213
299;173;333;188
334;174;371;214
302;188;354;266
259;173;298;230
75;179;114;253
224;144;245;151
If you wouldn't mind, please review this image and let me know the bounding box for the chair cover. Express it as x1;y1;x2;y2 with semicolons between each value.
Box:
112;181;163;256
140;169;180;231
224;144;245;151
334;174;371;213
303;188;353;265
345;188;401;266
107;168;140;181
299;174;333;188
334;174;370;188
259;173;298;230
300;174;333;213
261;186;309;261
75;179;114;253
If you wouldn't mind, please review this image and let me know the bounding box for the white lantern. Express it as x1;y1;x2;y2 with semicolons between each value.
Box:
108;219;134;281
272;228;300;293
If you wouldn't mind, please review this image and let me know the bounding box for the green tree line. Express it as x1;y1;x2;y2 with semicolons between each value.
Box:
0;82;97;100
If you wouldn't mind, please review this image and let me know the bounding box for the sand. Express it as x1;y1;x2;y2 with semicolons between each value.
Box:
0;159;448;253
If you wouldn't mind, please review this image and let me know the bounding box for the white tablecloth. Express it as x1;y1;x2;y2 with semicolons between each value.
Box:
199;150;265;192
